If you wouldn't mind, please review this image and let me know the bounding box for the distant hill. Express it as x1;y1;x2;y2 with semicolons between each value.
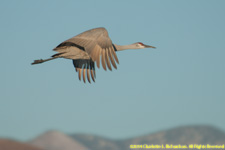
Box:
70;125;225;150
28;130;88;150
3;125;223;150
119;125;225;150
0;139;42;150
70;134;121;150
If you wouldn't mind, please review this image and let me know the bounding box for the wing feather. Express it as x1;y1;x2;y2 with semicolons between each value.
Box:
78;68;82;81
105;49;112;71
83;68;86;83
108;47;117;69
96;48;101;68
111;47;119;64
73;59;96;83
86;65;91;83
66;28;119;70
90;70;95;82
89;59;95;82
101;50;107;71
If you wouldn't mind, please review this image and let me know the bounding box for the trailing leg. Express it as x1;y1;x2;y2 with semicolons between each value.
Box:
31;57;57;65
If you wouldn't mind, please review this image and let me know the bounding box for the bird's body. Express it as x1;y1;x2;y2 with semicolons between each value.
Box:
32;27;156;83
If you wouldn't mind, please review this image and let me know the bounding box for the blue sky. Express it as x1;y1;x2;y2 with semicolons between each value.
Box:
1;0;225;141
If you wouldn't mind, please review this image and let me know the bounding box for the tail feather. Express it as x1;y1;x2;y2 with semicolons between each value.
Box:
51;52;64;58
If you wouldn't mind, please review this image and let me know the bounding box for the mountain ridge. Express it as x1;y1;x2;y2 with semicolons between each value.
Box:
29;130;88;150
69;125;225;150
2;125;225;150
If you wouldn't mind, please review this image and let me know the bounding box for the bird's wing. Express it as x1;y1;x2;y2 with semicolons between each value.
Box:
73;59;96;83
67;28;119;71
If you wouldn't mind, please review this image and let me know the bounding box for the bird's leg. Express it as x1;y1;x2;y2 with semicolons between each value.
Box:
31;57;57;65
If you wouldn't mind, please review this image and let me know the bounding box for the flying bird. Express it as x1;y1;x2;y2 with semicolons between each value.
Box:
32;27;156;83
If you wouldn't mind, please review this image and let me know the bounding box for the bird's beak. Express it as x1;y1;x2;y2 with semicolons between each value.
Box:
144;44;156;49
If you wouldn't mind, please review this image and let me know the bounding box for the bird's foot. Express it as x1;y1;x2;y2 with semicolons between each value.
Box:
31;59;44;65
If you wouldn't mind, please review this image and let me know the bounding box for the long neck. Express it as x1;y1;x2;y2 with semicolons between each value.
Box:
113;44;137;51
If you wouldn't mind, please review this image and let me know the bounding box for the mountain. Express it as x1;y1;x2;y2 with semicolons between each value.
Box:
70;134;121;150
26;125;225;150
70;125;225;150
0;139;42;150
119;125;225;150
28;130;88;150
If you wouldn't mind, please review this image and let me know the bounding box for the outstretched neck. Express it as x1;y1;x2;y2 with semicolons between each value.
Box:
113;44;137;51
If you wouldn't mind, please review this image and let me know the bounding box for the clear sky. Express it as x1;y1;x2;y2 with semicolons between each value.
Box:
1;0;225;141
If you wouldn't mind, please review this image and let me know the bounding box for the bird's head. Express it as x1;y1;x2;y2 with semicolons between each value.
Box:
134;42;156;49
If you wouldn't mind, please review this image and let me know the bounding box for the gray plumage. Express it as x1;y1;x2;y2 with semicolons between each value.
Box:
32;27;156;83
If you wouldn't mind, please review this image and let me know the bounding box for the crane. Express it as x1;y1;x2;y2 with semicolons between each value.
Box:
32;27;156;83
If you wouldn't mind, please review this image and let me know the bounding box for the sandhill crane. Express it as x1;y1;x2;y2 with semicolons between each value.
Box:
32;27;156;83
